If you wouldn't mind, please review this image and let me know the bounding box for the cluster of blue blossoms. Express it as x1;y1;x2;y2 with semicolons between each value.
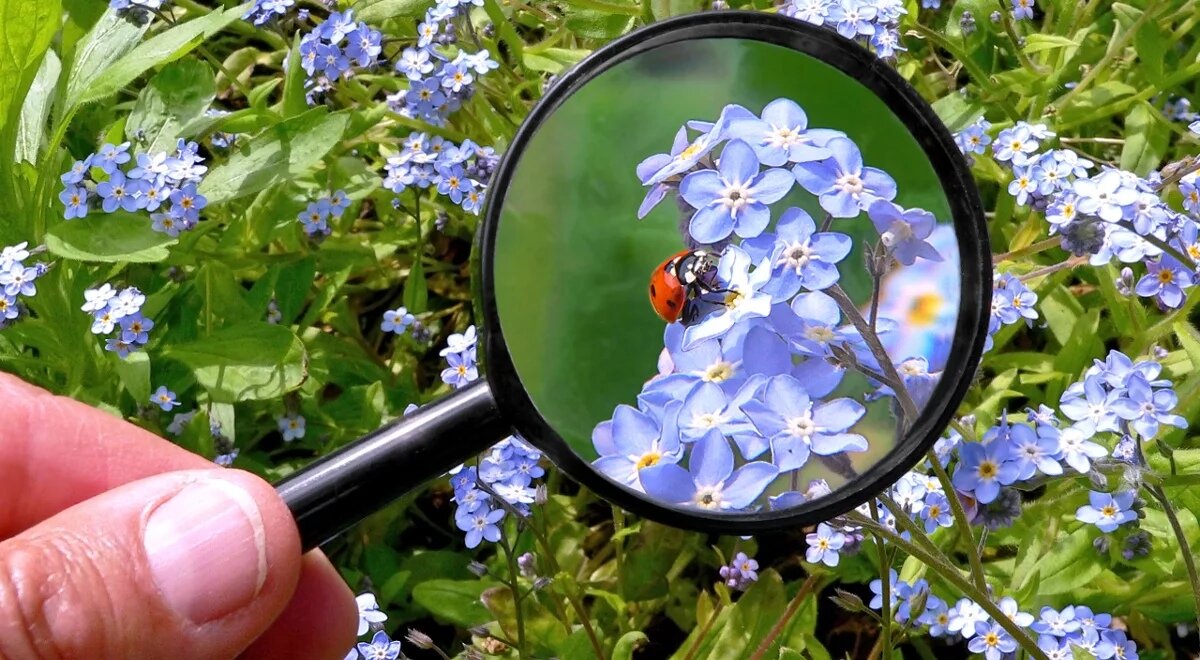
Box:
82;283;154;358
864;571;1137;660
794;348;1179;658
0;243;50;328
58;140;208;237
779;0;908;59
383;132;498;215
718;551;760;591
593;98;954;512
386;0;500;127
956;117;1200;312
297;189;351;238
299;11;384;103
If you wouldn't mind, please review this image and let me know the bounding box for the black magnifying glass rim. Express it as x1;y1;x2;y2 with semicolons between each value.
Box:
476;10;991;534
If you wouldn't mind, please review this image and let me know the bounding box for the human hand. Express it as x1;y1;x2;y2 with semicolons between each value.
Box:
0;373;358;659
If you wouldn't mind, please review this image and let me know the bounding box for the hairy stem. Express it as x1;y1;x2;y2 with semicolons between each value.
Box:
1144;484;1200;631
867;500;893;658
826;284;918;424
747;574;822;660
847;512;1049;660
925;451;989;594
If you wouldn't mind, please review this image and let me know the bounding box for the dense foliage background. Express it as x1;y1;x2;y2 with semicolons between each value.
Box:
2;0;1199;658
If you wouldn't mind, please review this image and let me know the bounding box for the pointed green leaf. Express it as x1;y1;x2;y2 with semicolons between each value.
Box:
126;58;216;153
199;108;349;205
15;50;60;165
163;322;307;402
45;212;177;263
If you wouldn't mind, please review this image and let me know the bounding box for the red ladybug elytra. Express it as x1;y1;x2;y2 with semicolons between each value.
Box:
648;248;720;324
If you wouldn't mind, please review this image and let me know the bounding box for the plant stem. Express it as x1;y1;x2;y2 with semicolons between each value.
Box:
682;599;726;660
924;451;988;593
747;574;821;660
992;236;1062;264
498;532;529;658
1018;256;1087;282
1115;220;1197;269
847;512;1049;660
826;284;918;424
867;500;893;658
1051;4;1154;113
1144;483;1200;631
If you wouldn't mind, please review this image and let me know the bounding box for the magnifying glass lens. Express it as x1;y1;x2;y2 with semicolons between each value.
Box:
490;34;975;520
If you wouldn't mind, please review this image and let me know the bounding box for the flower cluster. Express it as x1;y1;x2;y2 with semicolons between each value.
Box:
341;593;401;660
779;0;909;59
439;325;479;388
451;435;545;548
958;117;1200;312
297;189;350;237
82;283;154;358
383;132;497;215
718;551;760;591
244;0;295;25
986;271;1038;351
59;140;208;237
862;574;1136;660
298;11;383;101
594;98;954;512
385;0;499;128
0;243;49;328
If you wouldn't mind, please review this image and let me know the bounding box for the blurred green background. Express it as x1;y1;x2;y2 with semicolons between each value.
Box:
493;37;957;484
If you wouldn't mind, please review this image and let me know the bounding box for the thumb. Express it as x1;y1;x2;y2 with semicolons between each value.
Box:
0;469;303;660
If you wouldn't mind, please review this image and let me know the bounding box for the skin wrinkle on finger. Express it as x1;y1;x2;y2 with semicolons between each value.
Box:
0;374;357;658
0;374;211;539
0;531;127;659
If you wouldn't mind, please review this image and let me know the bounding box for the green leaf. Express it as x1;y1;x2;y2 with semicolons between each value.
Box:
1134;18;1167;87
281;32;307;118
1175;321;1200;371
651;0;705;19
163;323;307;402
15;50;60;165
112;350;151;403
45;213;177;263
1058;81;1138;128
199;108;349;205
403;256;428;313
0;0;60;139
126;58;216;153
930;93;984;133
74;4;249;107
565;10;635;39
704;569;787;658
410;579;499;628
1119;102;1169;176
62;8;149;117
1022;34;1080;54
355;0;432;21
1034;527;1104;595
613;632;649;660
524;48;591;75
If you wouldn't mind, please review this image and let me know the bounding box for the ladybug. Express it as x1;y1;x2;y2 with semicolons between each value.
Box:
648;248;722;324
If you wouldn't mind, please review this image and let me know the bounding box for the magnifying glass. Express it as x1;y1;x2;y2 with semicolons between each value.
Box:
276;10;990;551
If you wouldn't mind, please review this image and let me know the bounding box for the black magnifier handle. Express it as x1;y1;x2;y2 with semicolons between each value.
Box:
275;379;512;551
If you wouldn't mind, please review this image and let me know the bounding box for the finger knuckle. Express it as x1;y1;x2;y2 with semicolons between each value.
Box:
0;533;119;659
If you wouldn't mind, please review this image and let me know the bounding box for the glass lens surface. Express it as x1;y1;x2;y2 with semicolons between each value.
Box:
492;36;962;515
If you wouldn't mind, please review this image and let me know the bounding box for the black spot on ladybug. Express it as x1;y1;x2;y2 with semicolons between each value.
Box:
667;300;678;308
650;284;657;297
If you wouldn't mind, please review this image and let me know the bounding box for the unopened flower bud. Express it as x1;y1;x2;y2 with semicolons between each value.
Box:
406;629;436;649
468;560;489;577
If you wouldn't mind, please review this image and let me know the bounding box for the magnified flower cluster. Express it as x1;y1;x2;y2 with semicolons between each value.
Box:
593;98;957;512
0;243;50;328
57;140;208;237
81;283;154;359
